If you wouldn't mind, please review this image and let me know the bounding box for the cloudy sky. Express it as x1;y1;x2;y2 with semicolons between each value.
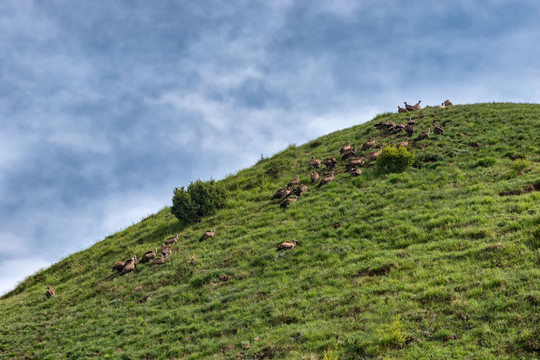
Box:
1;0;539;295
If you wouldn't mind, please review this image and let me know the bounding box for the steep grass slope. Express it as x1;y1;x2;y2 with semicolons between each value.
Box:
1;103;539;360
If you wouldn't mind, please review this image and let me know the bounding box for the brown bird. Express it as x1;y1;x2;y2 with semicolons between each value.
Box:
287;175;300;188
164;234;178;245
404;101;415;111
151;255;165;265
413;100;422;111
339;141;351;154
350;168;362;177
433;123;444;135
318;171;335;187
414;128;431;141
362;139;375;151
199;228;215;242
405;124;415;137
161;244;172;257
398;105;408;113
407;118;417;126
366;150;382;162
398;139;409;148
277;239;297;251
374;121;390;129
346;158;365;171
272;186;291;200
292;184;308;196
394;123;406;132
280;197;297;208
120;255;137;276
45;286;55;298
310;156;321;169
112;260;127;272
323;157;338;170
341;146;357;160
310;171;319;184
140;248;157;263
444;99;454;106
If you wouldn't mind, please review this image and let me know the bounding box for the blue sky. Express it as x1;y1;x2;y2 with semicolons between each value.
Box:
1;0;540;295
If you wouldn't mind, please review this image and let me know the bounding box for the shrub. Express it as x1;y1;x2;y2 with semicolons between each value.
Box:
376;146;414;173
511;158;530;174
171;179;227;223
475;156;497;167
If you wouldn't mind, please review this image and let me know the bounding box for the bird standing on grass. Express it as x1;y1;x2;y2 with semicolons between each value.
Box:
199;228;215;242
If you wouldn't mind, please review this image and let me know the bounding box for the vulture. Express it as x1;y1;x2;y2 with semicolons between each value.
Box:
414;128;431;142
310;156;321;169
366;150;382;162
280;197;297;208
287;175;300;188
405;125;415;137
394;123;406;132
292;184;308;196
407;118;417;126
161;244;172;257
318;171;335;187
140;248;157;263
341;146;357;160
310;171;320;184
272;186;291;200
350;168;362;177
151;255;165;265
45;286;55;298
374;121;390;129
362;139;375;151
199;228;215;242
112;260;127;272
413;100;422;111
339;141;351;154
323;157;338;170
120;255;137;276
444;99;454;106
164;234;179;245
346;158;364;171
433;123;444;135
398;139;409;148
404;101;415;112
277;239;297;251
398;105;408;113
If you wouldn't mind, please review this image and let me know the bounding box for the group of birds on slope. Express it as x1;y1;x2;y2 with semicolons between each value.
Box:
45;99;454;298
398;99;453;113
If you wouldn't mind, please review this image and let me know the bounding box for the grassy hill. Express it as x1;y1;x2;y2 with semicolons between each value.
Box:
1;103;539;360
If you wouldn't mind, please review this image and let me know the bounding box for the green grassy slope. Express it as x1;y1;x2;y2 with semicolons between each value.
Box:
1;103;539;360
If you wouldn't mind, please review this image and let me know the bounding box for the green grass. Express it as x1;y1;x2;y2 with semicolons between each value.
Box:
1;103;539;359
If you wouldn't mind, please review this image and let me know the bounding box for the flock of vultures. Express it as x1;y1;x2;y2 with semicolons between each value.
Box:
44;99;452;298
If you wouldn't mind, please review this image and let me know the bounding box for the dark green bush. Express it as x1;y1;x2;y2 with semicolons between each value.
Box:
171;179;227;223
475;156;497;167
376;146;414;173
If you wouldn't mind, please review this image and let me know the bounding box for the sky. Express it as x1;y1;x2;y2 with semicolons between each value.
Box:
1;0;540;295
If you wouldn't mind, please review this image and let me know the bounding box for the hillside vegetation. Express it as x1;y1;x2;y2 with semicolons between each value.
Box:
1;103;539;359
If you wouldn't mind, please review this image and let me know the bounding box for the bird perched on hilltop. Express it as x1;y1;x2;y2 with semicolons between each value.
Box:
292;184;308;196
140;248;157;263
310;171;319;184
398;105;408;113
413;100;422;110
45;286;55;298
277;239;297;251
433;123;444;135
362;139;375;151
310;156;321;169
287;175;300;188
444;99;454;106
272;186;291;200
339;141;351;154
120;255;137;276
164;234;178;245
404;101;415;112
414;128;430;141
161;244;172;257
323;157;338;170
199;228;215;242
318;171;335;187
280;197;297;208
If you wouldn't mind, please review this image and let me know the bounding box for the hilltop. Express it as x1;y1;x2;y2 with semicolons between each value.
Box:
1;103;539;359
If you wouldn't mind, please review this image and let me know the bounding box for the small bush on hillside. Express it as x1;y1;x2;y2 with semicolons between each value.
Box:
511;158;530;174
171;179;226;223
377;146;414;173
475;156;497;167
